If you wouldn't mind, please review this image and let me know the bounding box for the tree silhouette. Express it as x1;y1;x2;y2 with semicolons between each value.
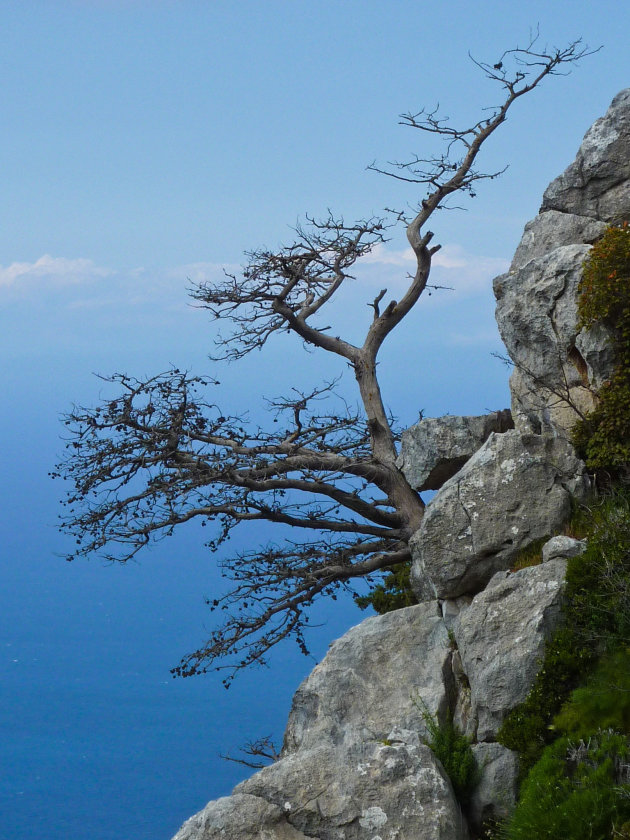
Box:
55;35;596;685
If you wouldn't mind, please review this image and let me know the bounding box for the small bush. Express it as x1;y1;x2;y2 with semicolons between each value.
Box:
573;223;630;471
355;561;418;614
415;697;477;805
500;732;630;840
554;648;630;737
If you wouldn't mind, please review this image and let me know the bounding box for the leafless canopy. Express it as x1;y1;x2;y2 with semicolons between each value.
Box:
55;35;596;685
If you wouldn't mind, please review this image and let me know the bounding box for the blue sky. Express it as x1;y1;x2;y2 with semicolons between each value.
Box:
1;3;629;838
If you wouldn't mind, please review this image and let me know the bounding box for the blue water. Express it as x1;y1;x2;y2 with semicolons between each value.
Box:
0;365;361;840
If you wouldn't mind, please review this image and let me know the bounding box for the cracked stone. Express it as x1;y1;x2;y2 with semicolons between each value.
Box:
410;430;588;601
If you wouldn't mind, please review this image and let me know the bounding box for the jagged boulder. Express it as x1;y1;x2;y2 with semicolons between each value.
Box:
397;410;513;491
494;89;630;436
451;558;568;742
541;88;630;224
283;602;452;754
236;741;467;840
172;794;311;840
494;245;615;434
409;430;588;602
509;209;607;271
173;604;469;840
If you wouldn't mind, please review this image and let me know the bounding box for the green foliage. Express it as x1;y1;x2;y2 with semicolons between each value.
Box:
573;223;630;470
498;491;630;772
415;697;477;805
554;648;630;738
500;732;630;840
355;561;418;614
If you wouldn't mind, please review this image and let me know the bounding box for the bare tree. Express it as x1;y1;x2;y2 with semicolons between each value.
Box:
54;35;597;685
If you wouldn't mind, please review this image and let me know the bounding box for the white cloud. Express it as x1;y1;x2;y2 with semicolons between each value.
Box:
361;242;415;268
0;254;112;288
355;242;509;299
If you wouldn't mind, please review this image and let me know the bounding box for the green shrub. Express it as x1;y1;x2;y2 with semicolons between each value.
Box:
355;561;418;614
500;732;630;840
554;648;630;737
572;223;630;471
415;697;477;805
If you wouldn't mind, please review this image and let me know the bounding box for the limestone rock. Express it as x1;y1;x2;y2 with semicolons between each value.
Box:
397;410;513;491
542;534;587;563
542;88;630;224
237;741;468;840
410;430;588;601
494;245;614;435
469;743;519;830
172;793;311;840
283;602;452;755
494;89;630;437
452;559;568;742
509;209;607;271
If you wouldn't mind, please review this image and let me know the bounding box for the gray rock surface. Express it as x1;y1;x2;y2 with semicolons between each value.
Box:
509;209;607;271
494;89;630;436
542;88;630;223
237;741;467;840
397;410;513;491
542;534;587;563
172;793;311;840
469;743;519;830
453;559;568;742
494;245;614;435
283;602;452;754
410;430;588;601
173;605;469;840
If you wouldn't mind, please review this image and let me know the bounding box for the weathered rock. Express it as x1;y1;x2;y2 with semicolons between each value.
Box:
237;741;468;840
397;410;514;491
172;793;311;840
494;89;630;437
542;88;630;224
174;604;469;840
469;743;519;830
542;534;587;563
283;602;452;754
452;559;568;742
494;245;615;435
509;209;607;271
410;430;588;601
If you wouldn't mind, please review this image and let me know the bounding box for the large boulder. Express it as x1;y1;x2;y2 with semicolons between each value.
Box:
409;430;588;601
283;602;452;754
172;793;311;840
236;741;467;840
452;558;568;742
397;410;513;491
173;605;469;840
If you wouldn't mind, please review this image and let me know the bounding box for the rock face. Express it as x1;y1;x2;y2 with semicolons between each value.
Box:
451;558;568;742
542;88;630;224
409;431;588;601
170;93;627;840
397;410;514;491
282;603;452;754
495;88;630;437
